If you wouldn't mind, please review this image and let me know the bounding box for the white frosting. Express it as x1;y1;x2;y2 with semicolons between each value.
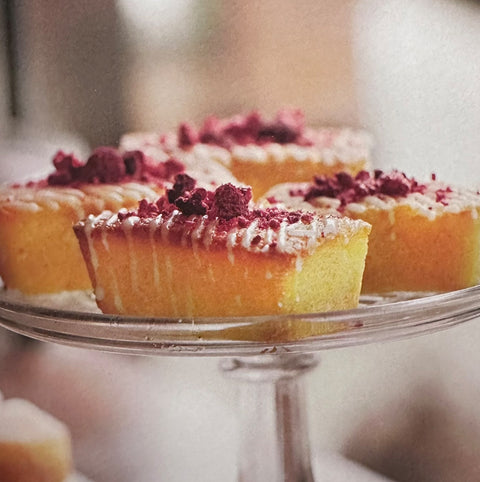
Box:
0;182;160;215
79;209;368;258
119;127;371;172
122;216;140;290
263;181;480;220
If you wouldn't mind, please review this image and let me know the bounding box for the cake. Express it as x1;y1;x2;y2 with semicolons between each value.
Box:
0;395;72;482
120;108;372;198
74;174;371;339
0;147;184;294
262;170;480;293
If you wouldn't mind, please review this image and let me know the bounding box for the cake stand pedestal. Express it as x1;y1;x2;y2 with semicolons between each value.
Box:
1;286;480;482
222;354;318;481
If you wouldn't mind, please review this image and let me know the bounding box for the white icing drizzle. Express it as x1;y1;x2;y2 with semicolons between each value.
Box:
191;216;207;260
227;127;371;166
83;214;100;270
83;209;366;259
118;126;370;177
164;254;178;316
121;216;140;291
295;256;304;272
202;218;218;249
276;221;288;252
161;211;179;241
99;226;124;311
262;181;480;221
226;229;238;265
242;219;259;248
0;182;160;214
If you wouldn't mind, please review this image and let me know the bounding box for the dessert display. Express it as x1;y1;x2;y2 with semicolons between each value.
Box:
74;175;371;338
262;170;480;293
120;108;372;198
0;394;73;482
0;147;184;294
2;108;480;340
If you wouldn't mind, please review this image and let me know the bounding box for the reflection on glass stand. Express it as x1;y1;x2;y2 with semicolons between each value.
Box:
1;287;480;481
222;354;317;481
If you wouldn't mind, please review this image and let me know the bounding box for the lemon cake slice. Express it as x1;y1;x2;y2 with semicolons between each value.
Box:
263;170;480;293
0;147;184;294
0;396;72;482
74;174;371;338
120;108;372;198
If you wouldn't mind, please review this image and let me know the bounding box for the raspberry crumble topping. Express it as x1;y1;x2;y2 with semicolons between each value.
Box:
38;147;184;187
176;109;314;149
120;174;315;232
288;170;452;207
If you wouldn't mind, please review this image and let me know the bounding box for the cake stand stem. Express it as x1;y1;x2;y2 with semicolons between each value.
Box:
221;353;318;482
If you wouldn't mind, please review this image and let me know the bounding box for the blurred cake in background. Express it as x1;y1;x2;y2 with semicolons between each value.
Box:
120;108;372;198
0;147;183;294
0;393;73;482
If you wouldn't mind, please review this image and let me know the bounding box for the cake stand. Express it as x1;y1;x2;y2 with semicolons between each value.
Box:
1;286;480;482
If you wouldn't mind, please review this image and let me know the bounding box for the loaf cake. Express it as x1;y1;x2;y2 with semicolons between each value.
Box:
262;170;480;293
120;108;372;198
0;147;184;294
0;395;72;482
74;174;370;338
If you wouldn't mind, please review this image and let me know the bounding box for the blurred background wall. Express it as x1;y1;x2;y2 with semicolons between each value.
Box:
2;0;480;180
2;1;480;481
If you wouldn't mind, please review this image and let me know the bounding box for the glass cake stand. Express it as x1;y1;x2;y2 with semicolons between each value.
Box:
1;286;480;482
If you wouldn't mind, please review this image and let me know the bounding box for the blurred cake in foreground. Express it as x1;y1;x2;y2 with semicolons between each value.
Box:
74;175;370;338
120;108;372;198
262;170;480;293
0;147;184;294
0;394;72;482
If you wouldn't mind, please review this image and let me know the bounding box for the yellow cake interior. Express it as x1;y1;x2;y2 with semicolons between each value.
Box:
77;224;369;319
351;204;480;293
0;183;162;294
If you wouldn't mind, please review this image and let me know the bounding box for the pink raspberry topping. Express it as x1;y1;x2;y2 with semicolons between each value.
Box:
210;183;252;220
177;108;313;149
123;175;316;234
295;170;429;207
46;148;184;186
